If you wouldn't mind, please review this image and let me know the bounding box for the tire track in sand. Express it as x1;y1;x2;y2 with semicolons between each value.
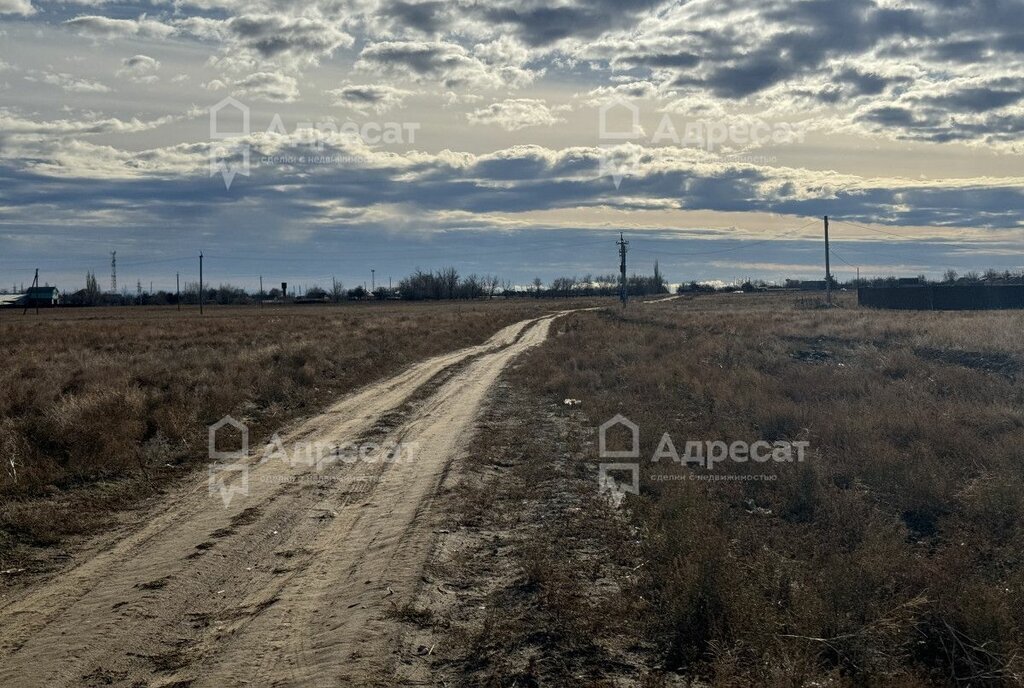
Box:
0;312;565;687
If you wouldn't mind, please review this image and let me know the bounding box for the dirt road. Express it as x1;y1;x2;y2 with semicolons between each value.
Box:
0;313;565;687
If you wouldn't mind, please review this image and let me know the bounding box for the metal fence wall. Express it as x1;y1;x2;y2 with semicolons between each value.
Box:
858;285;1024;310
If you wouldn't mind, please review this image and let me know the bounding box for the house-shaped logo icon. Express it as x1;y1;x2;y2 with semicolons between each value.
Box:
598;97;641;141
599;413;640;458
209;96;250;140
208;415;249;461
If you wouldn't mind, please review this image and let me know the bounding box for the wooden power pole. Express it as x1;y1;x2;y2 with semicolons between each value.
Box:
617;232;629;307
199;252;204;315
824;215;832;306
23;269;38;315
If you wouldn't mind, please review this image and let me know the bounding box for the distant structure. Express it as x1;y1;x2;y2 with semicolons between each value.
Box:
110;251;117;293
1;286;60;308
860;284;1024;310
28;286;59;306
791;280;826;291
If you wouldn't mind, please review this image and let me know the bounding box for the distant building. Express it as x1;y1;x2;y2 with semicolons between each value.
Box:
897;277;922;286
0;294;27;308
797;280;826;291
13;286;60;307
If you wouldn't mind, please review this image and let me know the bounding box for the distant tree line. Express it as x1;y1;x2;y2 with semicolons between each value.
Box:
55;266;668;306
676;269;1024;295
397;269;502;300
46;265;1024;307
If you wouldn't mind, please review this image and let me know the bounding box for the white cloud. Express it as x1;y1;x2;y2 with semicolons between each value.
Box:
0;111;177;136
63;14;175;39
30;72;111;93
358;40;539;89
234;71;299;102
467;98;568;130
0;0;33;16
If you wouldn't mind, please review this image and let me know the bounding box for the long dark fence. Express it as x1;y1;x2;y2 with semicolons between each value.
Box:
859;285;1024;310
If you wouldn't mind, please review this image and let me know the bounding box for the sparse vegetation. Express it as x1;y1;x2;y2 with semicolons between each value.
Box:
7;292;1024;686
0;301;587;576
432;292;1024;686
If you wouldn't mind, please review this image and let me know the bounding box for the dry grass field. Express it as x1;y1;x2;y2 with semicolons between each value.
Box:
3;294;1023;687
0;301;590;577
406;292;1024;687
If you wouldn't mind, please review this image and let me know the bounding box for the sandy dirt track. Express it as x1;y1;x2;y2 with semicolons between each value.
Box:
0;313;565;687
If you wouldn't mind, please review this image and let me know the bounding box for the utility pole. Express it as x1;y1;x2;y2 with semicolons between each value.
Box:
110;251;117;294
617;232;629;307
199;252;204;315
259;275;263;310
371;269;375;292
176;272;180;311
23;269;38;315
823;215;832;306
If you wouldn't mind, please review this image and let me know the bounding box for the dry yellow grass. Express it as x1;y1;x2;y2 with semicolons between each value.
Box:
0;301;593;573
504;292;1024;685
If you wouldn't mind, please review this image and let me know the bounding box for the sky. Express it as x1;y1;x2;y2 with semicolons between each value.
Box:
0;0;1022;292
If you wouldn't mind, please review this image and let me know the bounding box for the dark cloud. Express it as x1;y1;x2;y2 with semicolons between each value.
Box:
357;40;534;88
329;83;411;112
227;14;352;60
930;39;988;63
478;0;665;47
378;1;448;34
705;56;795;99
925;87;1023;113
616;52;700;70
2;141;1019;232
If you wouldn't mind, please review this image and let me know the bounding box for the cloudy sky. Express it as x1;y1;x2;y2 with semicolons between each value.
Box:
0;0;1021;291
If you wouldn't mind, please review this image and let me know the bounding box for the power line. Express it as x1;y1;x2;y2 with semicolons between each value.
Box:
631;218;820;258
829;246;858;269
831;218;915;241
